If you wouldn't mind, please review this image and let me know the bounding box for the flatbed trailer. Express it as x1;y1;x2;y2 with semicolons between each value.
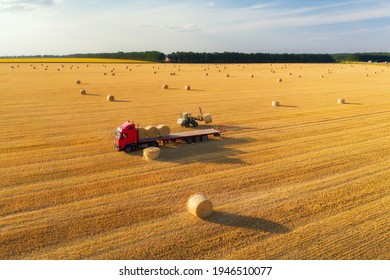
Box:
114;121;227;153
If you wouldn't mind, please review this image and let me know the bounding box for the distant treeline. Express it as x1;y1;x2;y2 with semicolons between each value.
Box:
66;51;165;62
3;51;390;63
167;52;335;63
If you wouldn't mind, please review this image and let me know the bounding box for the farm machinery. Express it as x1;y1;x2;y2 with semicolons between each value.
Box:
177;107;212;128
114;121;227;153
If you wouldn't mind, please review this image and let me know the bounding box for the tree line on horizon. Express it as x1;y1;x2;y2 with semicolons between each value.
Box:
4;51;390;63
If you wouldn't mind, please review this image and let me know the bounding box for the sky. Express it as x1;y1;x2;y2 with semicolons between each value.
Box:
0;0;389;56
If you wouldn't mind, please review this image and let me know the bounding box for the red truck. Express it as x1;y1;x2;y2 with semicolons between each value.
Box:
114;121;227;153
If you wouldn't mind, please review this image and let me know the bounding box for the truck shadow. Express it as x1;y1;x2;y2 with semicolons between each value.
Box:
131;136;256;165
205;211;291;234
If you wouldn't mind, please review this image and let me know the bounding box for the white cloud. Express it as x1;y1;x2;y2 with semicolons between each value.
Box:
0;0;61;12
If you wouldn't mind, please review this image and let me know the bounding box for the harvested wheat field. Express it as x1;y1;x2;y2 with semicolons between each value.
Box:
0;61;389;260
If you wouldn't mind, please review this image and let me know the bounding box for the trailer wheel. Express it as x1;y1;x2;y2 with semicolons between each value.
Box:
201;135;208;142
192;121;199;127
185;137;193;144
194;136;201;143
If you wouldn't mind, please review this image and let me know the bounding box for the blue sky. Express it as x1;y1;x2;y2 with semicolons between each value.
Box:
0;0;389;55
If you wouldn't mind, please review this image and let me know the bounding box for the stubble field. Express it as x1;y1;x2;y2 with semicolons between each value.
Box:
1;60;389;259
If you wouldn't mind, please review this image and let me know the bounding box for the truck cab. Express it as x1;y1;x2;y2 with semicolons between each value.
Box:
114;121;138;151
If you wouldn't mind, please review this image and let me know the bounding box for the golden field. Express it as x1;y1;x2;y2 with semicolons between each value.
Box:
0;61;389;259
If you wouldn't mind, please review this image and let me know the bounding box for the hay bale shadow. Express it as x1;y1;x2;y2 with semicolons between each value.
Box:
113;100;130;102
344;102;362;105
279;105;298;108
188;89;205;92
205;211;290;234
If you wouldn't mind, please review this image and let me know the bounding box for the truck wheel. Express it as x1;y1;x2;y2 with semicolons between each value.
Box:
124;146;133;153
192;121;199;127
194;136;201;143
201;135;208;142
149;142;158;147
185;137;193;144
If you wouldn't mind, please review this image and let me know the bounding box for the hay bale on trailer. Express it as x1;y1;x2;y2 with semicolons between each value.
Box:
138;127;147;140
187;193;213;218
156;124;170;137
145;125;159;138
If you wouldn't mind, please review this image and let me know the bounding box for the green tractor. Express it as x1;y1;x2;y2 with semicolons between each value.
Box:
177;107;212;128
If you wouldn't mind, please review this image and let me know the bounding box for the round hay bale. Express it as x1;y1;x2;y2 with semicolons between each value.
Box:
80;89;87;95
203;113;212;124
187;193;213;218
226;73;229;77
277;78;282;82
185;85;191;90
163;84;168;89
156;124;170;137
107;95;115;101
143;147;160;160
138;127;147;140
76;80;81;84
272;101;280;107
338;99;345;104
145;125;159;138
250;74;254;78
